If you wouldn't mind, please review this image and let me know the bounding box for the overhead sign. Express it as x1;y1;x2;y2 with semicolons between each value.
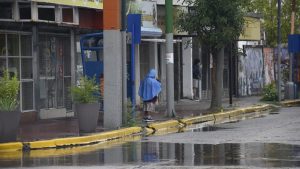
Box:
127;14;141;44
32;0;103;9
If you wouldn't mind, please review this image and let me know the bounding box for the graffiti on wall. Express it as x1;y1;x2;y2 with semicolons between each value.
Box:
274;48;290;83
263;48;275;85
238;47;264;96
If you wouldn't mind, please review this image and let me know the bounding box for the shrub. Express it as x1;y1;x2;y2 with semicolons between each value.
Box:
124;100;137;127
71;76;100;104
261;83;277;101
0;70;20;111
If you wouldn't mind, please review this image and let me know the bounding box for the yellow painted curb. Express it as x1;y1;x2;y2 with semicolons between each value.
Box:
281;99;300;106
29;135;142;159
228;109;244;117
148;120;180;131
181;114;215;125
180;104;272;126
0;142;23;152
213;112;230;121
27;127;142;150
27;139;56;149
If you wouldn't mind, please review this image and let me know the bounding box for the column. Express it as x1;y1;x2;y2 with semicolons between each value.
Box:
159;43;167;103
135;45;141;105
103;0;122;128
182;37;193;99
149;42;158;70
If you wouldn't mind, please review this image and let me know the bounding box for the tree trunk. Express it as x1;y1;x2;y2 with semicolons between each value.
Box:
210;47;224;110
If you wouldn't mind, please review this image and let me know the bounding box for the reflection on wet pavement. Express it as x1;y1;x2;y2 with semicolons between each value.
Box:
0;141;299;168
192;126;234;132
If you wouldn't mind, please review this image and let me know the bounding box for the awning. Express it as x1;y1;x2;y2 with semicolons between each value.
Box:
141;38;182;43
141;27;162;37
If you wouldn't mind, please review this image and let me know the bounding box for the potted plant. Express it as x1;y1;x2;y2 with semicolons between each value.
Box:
0;70;20;143
71;76;100;133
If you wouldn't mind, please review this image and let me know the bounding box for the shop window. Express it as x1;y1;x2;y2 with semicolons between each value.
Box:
84;51;98;62
7;34;19;56
0;59;6;77
8;58;20;79
0;32;34;111
21;58;32;79
19;2;31;20
38;4;55;21
0;34;5;56
22;82;34;110
62;6;73;23
0;2;13;19
21;35;32;56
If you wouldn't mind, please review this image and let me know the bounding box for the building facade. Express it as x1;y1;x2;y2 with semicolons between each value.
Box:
0;0;103;121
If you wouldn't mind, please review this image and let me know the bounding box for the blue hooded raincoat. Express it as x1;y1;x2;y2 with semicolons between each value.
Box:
139;69;161;101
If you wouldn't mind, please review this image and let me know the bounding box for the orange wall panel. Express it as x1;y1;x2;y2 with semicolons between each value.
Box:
103;0;120;30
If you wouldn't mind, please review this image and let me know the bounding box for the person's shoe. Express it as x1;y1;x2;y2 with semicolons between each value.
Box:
143;116;154;122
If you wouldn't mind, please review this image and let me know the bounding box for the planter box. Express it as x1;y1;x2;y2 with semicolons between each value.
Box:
0;110;21;143
76;103;100;133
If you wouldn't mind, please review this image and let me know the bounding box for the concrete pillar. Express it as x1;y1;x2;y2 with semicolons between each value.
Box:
135;45;141;105
149;42;158;71
159;43;167;103
103;0;122;128
182;37;193;99
103;30;123;129
70;30;76;115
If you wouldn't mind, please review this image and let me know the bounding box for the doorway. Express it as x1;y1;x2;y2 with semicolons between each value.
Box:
39;34;71;118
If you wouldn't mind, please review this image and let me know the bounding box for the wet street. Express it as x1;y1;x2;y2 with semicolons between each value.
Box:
0;107;300;169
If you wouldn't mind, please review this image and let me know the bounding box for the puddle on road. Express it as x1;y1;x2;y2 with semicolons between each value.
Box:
0;141;299;168
192;126;233;132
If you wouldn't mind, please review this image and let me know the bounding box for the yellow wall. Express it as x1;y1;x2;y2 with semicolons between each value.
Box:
239;17;261;41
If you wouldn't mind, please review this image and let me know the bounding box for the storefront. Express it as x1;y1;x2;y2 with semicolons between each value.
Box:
0;0;103;121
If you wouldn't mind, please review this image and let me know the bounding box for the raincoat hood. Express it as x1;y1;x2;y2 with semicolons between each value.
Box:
147;69;156;78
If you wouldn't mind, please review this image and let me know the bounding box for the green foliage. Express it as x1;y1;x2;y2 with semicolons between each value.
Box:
124;100;137;127
177;0;246;51
71;76;100;104
245;0;300;47
261;83;278;101
0;70;20;111
127;0;142;14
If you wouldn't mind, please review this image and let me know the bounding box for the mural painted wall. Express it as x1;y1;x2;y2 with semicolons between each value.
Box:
274;48;290;83
263;48;275;85
238;47;264;96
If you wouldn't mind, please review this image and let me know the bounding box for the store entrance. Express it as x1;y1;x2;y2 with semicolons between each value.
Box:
39;34;71;118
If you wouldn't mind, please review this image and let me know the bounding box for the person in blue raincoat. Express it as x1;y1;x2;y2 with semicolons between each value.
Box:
139;69;161;121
